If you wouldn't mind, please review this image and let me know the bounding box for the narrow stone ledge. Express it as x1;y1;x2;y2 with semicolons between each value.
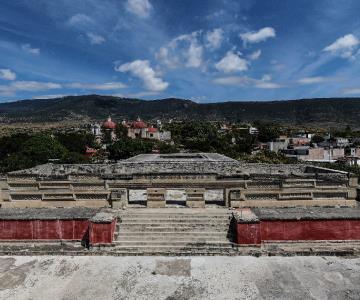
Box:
233;209;259;223
90;212;115;223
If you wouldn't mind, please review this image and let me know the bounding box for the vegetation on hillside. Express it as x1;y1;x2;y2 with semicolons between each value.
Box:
1;95;360;128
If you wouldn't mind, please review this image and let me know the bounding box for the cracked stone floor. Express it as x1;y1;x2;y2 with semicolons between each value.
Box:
0;256;359;300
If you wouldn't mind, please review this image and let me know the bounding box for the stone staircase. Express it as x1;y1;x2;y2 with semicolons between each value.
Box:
113;208;238;255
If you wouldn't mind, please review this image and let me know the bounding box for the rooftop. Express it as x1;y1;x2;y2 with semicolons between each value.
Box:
7;153;350;178
124;153;237;163
0;207;101;220
252;206;360;221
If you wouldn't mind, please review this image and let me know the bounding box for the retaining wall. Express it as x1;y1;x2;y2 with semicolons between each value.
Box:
236;209;360;245
0;208;116;246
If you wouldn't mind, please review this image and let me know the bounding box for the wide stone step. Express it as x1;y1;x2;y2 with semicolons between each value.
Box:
118;222;230;227
102;249;239;256
119;213;232;218
118;226;230;231
113;241;233;247
112;242;235;249
116;236;230;242
118;213;232;218
117;231;228;237
119;219;231;224
118;227;230;233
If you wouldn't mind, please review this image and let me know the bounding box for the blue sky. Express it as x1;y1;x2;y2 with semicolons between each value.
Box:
1;0;360;102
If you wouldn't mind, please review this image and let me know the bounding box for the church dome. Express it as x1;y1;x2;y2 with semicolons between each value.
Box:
102;117;116;129
132;117;147;129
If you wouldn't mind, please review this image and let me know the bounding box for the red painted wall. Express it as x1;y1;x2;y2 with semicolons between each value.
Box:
89;220;116;245
236;219;360;245
261;220;360;241
0;219;89;241
236;223;261;244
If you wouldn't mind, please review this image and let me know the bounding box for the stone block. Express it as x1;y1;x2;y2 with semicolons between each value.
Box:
147;188;165;208
349;175;358;187
111;189;128;209
186;188;205;208
347;188;357;200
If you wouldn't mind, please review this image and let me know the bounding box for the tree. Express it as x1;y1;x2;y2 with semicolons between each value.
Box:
56;132;96;153
311;134;324;144
21;134;68;164
108;138;154;160
254;121;281;142
115;123;128;139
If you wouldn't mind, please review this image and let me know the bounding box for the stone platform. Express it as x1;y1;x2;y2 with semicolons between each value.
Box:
0;153;358;209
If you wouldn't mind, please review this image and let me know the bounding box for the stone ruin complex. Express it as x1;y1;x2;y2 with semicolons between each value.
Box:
0;153;357;209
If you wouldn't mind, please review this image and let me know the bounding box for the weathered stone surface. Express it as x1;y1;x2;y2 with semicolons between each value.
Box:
252;206;360;221
1;256;360;299
0;207;100;220
1;153;357;208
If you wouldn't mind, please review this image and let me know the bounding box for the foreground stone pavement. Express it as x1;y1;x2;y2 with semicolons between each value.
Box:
0;256;359;299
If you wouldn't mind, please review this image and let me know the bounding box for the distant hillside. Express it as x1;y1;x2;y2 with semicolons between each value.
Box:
0;95;360;127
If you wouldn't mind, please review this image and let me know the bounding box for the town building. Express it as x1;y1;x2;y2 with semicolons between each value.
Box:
123;117;171;141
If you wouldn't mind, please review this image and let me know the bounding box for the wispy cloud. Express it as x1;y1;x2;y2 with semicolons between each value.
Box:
214;75;283;89
248;49;261;60
343;88;360;95
0;81;61;96
215;51;248;73
116;59;168;92
0;69;16;81
240;27;276;44
125;0;153;18
205;28;224;50
86;32;106;45
67;14;94;28
157;31;203;69
323;34;359;59
66;82;126;90
32;94;69;99
297;76;330;84
21;43;40;55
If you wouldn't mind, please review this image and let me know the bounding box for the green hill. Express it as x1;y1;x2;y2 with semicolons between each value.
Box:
0;95;359;127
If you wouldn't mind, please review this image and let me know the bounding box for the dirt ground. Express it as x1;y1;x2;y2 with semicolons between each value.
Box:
0;255;359;300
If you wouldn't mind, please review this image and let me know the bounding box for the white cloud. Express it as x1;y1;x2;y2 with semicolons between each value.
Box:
323;34;360;59
68;14;93;28
10;81;61;91
127;91;160;98
343;88;360;95
125;0;153;18
21;44;40;55
32;94;68;99
157;31;203;69
215;51;248;73
116;59;169;92
248;49;262;60
240;27;276;44
0;69;16;81
155;47;178;68
213;75;282;89
297;76;329;84
205;28;224;50
255;81;282;89
86;32;106;45
186;40;203;68
0;81;62;96
66;82;126;90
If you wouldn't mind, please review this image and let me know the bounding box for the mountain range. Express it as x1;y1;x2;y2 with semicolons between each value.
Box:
0;95;359;128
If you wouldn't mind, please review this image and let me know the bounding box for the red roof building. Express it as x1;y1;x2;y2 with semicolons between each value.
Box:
102;117;116;130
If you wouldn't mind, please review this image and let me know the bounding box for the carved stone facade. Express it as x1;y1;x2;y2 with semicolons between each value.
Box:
0;153;357;208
